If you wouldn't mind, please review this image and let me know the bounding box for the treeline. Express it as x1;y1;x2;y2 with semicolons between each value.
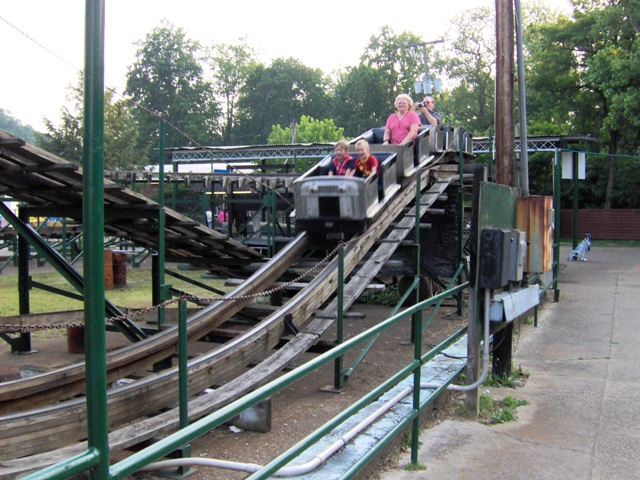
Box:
1;0;639;208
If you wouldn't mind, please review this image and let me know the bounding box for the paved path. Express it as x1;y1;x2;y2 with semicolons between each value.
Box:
379;245;640;480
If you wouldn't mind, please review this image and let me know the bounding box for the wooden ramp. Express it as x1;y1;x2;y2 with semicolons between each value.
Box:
0;130;264;267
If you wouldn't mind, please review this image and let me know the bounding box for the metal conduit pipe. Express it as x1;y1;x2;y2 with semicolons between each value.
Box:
140;290;492;477
140;386;414;477
421;288;492;392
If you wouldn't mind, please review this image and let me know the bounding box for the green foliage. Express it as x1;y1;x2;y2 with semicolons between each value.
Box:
208;39;259;144
525;0;640;206
268;115;344;144
359;285;401;307
484;365;529;388
438;7;496;135
235;57;330;144
466;393;528;424
360;26;424;102
36;80;141;170
0;108;40;143
331;64;393;137
7;0;640;206
125;20;220;160
403;462;426;471
266;116;344;172
491;395;528;424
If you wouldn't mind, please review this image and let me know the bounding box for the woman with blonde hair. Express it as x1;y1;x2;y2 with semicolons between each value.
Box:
382;94;421;146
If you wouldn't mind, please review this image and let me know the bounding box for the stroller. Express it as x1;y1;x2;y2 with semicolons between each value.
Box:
568;233;591;262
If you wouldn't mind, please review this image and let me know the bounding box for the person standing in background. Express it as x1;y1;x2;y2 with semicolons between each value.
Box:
205;207;213;228
247;185;262;237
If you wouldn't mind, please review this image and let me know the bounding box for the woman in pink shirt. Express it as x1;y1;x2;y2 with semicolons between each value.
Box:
382;94;421;146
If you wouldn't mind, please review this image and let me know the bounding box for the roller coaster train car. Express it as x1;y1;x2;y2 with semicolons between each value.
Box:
292;125;472;234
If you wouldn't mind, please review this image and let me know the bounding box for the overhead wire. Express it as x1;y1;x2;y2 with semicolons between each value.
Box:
0;13;300;207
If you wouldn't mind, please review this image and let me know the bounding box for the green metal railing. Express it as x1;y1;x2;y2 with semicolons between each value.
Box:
24;275;468;480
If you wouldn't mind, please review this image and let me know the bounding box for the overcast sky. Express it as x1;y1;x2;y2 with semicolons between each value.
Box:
1;0;570;132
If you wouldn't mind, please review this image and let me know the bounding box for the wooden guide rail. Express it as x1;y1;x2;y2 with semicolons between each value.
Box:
0;166;458;478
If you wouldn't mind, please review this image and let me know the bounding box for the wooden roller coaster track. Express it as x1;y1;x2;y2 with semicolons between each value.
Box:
0;156;460;478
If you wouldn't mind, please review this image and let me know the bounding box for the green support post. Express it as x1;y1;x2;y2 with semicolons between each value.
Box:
157;120;166;327
572;151;579;249
83;1;109;478
333;246;345;390
553;150;562;302
410;170;423;467
457;128;466;315
16;210;33;353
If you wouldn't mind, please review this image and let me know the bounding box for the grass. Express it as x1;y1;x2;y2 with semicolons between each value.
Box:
455;393;528;424
483;365;530;388
0;263;230;316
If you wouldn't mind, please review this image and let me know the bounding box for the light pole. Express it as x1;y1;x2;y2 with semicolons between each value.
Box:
406;39;444;95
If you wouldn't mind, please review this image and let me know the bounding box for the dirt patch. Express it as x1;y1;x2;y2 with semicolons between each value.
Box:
129;301;466;480
1;299;466;479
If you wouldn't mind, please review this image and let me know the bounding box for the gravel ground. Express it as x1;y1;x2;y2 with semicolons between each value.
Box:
0;266;466;479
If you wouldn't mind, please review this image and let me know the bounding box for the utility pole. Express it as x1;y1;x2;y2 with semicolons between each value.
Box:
493;0;515;380
494;0;515;187
406;39;444;95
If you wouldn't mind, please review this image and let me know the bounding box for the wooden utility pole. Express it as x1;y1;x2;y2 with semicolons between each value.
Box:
493;0;515;379
494;0;515;187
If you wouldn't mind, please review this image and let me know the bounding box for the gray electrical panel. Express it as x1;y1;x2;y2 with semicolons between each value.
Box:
479;228;512;289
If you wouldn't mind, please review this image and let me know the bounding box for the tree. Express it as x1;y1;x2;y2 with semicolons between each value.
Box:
331;65;394;137
125;20;220;162
0;109;39;143
268;115;344;144
360;26;425;103
526;0;640;208
38;79;141;170
268;116;344;172
438;7;496;135
208;39;259;145
235;58;330;144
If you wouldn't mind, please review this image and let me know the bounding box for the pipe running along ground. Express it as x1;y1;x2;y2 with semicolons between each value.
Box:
140;289;492;477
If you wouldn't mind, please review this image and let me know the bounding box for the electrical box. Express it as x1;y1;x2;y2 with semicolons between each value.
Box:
479;228;512;289
509;229;527;282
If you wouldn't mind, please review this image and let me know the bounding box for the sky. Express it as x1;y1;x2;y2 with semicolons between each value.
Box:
0;0;571;132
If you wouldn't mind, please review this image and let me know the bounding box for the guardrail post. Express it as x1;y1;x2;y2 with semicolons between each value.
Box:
553;149;561;302
153;298;196;479
332;246;346;391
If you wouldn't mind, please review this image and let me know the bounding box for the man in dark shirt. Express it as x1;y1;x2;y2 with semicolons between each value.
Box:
417;95;442;126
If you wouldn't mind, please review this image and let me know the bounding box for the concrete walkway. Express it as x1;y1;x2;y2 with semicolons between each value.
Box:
379;245;640;480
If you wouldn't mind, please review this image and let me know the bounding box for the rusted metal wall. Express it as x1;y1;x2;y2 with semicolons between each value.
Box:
517;196;553;273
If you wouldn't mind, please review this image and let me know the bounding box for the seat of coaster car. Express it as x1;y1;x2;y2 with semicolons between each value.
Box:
355;128;386;145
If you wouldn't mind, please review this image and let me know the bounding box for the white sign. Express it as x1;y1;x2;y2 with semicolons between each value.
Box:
562;151;586;179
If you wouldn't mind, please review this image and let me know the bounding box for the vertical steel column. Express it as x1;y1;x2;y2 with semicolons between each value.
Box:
178;299;189;428
157;120;166;327
457;129;466;315
332;246;345;390
16;209;32;353
410;172;423;466
553;150;562;302
83;0;109;478
572;151;579;249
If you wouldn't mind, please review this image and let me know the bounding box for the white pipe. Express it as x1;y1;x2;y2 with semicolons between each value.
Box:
140;386;414;477
140;289;493;476
421;288;491;392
